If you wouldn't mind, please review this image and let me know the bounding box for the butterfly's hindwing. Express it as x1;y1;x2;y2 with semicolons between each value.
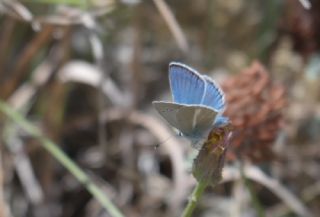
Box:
152;101;183;130
175;105;218;138
201;75;225;112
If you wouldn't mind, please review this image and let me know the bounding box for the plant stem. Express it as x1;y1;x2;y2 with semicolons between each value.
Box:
239;163;265;217
0;100;125;217
181;179;208;217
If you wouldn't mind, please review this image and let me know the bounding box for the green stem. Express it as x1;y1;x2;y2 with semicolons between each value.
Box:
181;180;208;217
0;100;125;217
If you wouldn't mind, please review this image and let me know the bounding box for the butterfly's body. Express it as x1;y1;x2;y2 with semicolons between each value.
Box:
153;62;228;148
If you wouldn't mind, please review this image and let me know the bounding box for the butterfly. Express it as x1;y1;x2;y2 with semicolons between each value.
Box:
153;62;229;148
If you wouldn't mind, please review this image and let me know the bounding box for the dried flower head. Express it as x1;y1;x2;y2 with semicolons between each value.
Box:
221;61;286;162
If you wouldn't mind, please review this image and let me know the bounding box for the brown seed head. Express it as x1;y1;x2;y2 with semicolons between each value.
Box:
221;61;286;162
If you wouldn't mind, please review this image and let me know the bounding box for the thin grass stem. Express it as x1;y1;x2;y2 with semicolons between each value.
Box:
0;100;125;217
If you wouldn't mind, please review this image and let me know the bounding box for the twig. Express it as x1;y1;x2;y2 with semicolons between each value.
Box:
0;100;125;217
58;60;130;107
100;108;188;212
5;131;44;204
82;13;108;156
298;0;311;9
8;37;68;109
0;17;16;72
223;165;313;217
231;177;248;217
0;1;115;26
58;60;188;207
1;0;33;21
0;142;9;217
153;0;189;53
239;163;265;217
267;181;320;217
1;25;54;98
131;6;143;107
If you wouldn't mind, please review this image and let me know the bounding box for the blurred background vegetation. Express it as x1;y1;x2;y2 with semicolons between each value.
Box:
0;0;319;217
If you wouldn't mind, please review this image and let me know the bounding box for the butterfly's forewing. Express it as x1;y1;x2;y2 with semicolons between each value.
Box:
169;62;205;104
201;75;225;112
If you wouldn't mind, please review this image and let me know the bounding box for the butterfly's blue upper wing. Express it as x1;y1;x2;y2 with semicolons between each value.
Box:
154;62;229;147
201;75;226;112
169;62;205;104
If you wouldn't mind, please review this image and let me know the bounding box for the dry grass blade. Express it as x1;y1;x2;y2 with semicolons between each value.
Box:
58;61;130;107
0;17;16;71
153;0;189;53
1;25;54;99
1;0;33;21
0;1;115;26
8;41;67;109
0;101;126;217
82;13;108;156
223;165;312;217
58;53;188;212
0;142;11;217
267;181;320;217
5;134;44;205
100;108;188;212
299;0;311;9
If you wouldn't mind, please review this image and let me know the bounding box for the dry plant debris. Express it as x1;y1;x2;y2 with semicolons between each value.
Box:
222;61;286;162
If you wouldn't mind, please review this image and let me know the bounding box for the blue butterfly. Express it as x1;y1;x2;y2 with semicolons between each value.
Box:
153;62;228;147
